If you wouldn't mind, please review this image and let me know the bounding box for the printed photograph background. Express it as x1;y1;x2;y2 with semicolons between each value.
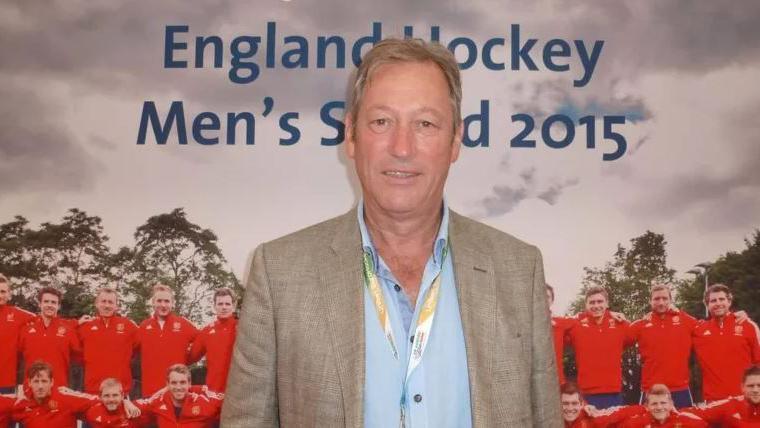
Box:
2;0;759;317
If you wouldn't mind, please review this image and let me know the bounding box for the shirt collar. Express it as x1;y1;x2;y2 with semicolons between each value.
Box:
357;197;450;272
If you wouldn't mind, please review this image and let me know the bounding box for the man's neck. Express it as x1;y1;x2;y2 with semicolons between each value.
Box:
41;315;54;326
363;202;442;256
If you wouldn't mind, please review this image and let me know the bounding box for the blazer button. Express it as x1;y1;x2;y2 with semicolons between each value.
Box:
413;394;422;403
394;284;401;292
410;335;414;343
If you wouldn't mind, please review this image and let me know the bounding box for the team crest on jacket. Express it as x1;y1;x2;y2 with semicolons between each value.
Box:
672;315;680;324
192;405;200;415
608;318;616;328
7;313;13;321
117;323;125;332
735;325;743;335
48;399;58;410
57;326;67;336
173;321;181;331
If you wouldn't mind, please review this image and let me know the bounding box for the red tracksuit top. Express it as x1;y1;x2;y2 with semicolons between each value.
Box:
12;386;98;428
552;315;576;386
18;316;81;387
0;304;35;386
0;394;13;427
188;317;237;392
137;313;198;396
628;310;698;390
78;315;139;394
683;396;760;427
84;401;153;428
139;390;222;428
568;310;632;394
619;411;707;427
693;313;760;401
564;405;646;427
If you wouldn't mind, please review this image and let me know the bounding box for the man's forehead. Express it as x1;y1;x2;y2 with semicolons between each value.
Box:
586;293;606;301
560;393;580;402
41;293;59;302
708;292;729;300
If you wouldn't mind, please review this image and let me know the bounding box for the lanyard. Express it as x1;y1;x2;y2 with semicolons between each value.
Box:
362;244;449;427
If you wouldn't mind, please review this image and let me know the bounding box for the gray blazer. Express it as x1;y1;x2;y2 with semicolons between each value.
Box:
221;209;562;427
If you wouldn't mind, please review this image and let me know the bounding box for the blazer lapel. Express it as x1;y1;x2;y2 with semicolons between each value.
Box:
319;209;365;427
449;212;496;427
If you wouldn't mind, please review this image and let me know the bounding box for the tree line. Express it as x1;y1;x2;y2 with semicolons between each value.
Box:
0;208;242;325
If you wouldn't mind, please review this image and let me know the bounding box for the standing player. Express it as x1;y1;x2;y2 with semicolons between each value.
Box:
547;284;576;387
567;286;633;408
137;284;198;396
18;287;81;388
0;273;35;393
188;288;238;392
693;284;760;401
78;287;139;394
628;283;698;408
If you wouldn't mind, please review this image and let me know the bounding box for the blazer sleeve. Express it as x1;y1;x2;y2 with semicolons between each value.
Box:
529;247;563;427
220;244;280;427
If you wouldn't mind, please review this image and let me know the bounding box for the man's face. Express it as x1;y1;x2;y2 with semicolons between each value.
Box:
95;292;118;317
0;282;9;306
39;293;60;318
585;293;608;319
560;393;582;422
100;385;123;411
214;295;235;319
706;291;731;318
29;372;53;401
743;374;760;405
167;371;190;402
152;290;174;318
345;61;461;219
646;394;673;422
650;289;671;314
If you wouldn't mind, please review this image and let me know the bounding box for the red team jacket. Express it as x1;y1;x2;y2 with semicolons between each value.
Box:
18;316;81;387
139;390;222;428
78;315;139;394
628;310;698;391
0;394;14;427
188;317;237;392
0;304;35;386
619;411;707;427
12;386;98;428
564;405;646;427
693;313;760;401
553;315;577;386
84;401;152;428
568;310;633;394
684;396;760;427
137;313;198;395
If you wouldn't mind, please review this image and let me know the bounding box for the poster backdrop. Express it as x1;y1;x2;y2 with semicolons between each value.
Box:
2;0;759;315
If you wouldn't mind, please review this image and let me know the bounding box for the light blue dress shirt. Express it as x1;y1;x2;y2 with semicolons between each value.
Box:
359;202;472;428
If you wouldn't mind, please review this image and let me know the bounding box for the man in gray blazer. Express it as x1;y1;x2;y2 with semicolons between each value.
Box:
222;38;562;427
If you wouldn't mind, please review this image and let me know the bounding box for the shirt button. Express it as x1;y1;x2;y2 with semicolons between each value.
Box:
394;284;401;292
414;394;422;403
410;335;415;343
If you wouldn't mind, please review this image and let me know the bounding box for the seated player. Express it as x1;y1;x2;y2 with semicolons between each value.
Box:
137;364;223;427
681;365;760;426
619;384;706;427
560;382;645;427
84;378;150;427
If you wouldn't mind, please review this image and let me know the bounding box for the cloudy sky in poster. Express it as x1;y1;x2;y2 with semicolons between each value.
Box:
1;0;759;312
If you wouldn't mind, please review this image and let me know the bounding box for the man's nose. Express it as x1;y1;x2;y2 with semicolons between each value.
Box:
389;122;415;158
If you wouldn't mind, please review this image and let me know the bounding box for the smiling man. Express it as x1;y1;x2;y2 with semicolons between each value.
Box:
682;365;760;425
18;287;81;388
78;287;139;394
693;284;760;401
188;287;238;392
139;364;222;428
137;284;199;396
221;38;560;427
619;385;706;428
567;287;633;409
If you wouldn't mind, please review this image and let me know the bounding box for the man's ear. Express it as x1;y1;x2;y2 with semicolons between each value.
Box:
345;113;356;160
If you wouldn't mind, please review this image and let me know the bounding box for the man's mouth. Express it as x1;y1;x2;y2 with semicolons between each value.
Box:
383;170;418;178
